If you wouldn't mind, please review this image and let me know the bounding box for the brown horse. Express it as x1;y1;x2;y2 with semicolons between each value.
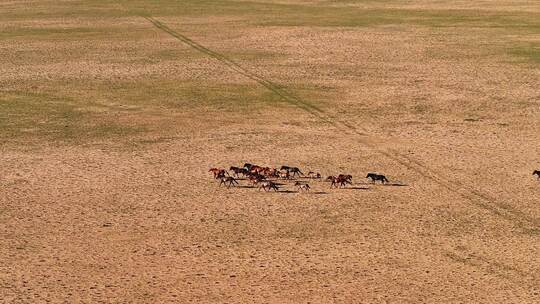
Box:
209;168;227;179
534;170;540;179
262;167;279;178
250;165;264;174
326;175;352;188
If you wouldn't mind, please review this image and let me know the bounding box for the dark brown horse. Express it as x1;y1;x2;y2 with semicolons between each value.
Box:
326;175;351;188
338;174;352;183
289;167;303;177
534;170;540;179
219;176;239;188
229;166;248;177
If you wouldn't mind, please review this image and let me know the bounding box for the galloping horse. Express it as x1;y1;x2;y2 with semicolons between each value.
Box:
280;165;303;177
259;181;279;192
249;165;264;174
338;174;352;183
366;173;389;184
219;176;239;188
248;173;266;186
294;181;310;191
289;167;303;177
209;168;227;179
262;167;279;178
326;175;352;188
229;166;248;177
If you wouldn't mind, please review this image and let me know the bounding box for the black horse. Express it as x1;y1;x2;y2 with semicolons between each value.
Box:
280;166;303;177
366;173;389;184
289;167;303;177
534;170;540;179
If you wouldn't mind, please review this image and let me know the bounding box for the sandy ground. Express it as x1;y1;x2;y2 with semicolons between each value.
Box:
1;1;539;303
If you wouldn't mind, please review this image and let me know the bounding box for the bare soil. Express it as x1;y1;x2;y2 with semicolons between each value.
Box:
0;1;538;303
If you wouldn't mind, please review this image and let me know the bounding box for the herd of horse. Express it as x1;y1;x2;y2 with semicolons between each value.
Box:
209;163;392;192
210;166;540;192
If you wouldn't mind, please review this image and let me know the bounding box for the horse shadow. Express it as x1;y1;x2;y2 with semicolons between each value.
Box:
277;190;328;195
355;181;408;187
278;189;297;193
342;186;370;190
382;182;408;187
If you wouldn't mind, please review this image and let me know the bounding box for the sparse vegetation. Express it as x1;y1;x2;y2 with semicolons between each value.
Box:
1;0;538;302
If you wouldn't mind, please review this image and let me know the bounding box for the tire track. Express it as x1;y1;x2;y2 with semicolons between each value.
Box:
143;17;330;123
143;16;538;233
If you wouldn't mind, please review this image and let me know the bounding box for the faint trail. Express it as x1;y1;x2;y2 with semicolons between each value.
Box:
143;16;538;232
144;16;330;123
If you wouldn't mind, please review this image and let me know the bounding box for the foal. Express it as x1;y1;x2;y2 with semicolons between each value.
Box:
294;181;310;191
259;181;279;192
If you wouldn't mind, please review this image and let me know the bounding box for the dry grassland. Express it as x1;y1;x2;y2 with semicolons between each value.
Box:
0;0;539;303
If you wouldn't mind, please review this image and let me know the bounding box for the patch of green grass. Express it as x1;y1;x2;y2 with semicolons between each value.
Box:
0;90;143;145
80;79;326;113
223;50;285;61
4;0;538;34
0;0;129;20
508;43;540;64
120;0;539;33
0;27;111;40
257;7;539;32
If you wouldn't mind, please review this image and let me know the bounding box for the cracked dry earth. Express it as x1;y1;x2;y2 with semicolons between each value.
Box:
1;0;539;303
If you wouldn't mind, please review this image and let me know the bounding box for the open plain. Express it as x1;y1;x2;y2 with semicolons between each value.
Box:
0;0;539;303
